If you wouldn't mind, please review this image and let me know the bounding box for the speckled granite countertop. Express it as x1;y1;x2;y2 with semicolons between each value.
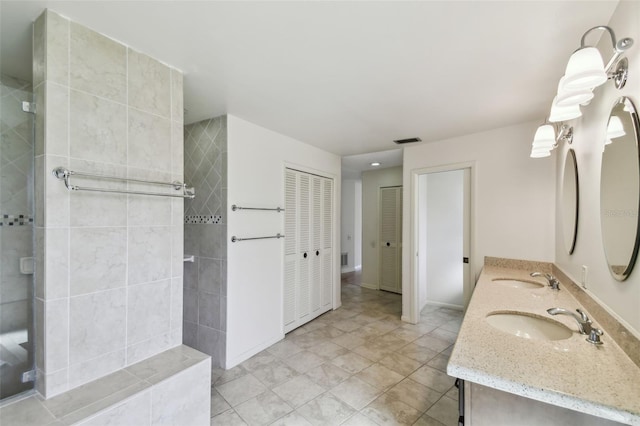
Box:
447;263;640;425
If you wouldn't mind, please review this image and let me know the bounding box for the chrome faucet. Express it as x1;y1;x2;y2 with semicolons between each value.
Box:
547;307;593;335
530;272;561;290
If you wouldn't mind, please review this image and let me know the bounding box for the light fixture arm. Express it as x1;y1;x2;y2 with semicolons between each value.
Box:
578;25;634;74
556;124;573;145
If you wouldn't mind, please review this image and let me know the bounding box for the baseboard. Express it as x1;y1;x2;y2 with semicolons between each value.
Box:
360;282;378;290
341;266;355;273
426;300;464;311
225;333;284;369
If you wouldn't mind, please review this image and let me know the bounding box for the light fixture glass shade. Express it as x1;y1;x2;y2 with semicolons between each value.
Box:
556;77;594;107
549;97;582;122
562;47;608;91
530;148;551;158
607;115;626;139
532;124;556;150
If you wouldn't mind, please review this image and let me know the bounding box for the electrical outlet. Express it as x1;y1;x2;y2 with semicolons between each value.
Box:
581;265;588;289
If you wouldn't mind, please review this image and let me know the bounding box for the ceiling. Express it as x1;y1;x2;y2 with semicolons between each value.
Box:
0;1;619;159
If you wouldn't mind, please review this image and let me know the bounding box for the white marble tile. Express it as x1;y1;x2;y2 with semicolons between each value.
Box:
128;108;171;172
126;168;172;226
297;393;355;426
69;160;127;227
44;10;70;87
40;367;69;398
75;390;151;426
43;228;69;300
45;82;69;156
45;298;69;372
330;376;381;411
33;12;46;89
126;331;173;365
68;349;126;390
45;155;69;227
127;226;171;285
127;280;171;345
128;49;171;118
69;21;126;102
151;359;211;425
171;277;183;331
409;365;454;394
70;227;126;296
0;395;56;426
171;119;184;176
69;89;127;165
69;288;126;364
170;69;183;124
33;156;45;229
171;225;183;279
34;84;45;157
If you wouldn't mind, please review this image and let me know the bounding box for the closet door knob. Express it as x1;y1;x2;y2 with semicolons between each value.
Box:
303;252;308;259
386;242;391;247
316;250;320;256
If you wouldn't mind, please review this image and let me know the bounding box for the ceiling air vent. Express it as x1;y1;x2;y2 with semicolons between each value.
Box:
393;137;422;145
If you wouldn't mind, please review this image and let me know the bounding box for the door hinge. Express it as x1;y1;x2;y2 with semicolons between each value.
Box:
21;369;36;383
22;101;36;114
463;257;469;264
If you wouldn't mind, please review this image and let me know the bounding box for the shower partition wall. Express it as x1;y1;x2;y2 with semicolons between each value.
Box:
0;74;35;400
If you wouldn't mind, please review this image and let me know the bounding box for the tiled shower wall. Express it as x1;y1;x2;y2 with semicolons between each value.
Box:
33;10;184;397
183;116;227;368
0;75;34;334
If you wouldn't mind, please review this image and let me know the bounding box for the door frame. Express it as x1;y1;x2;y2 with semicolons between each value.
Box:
405;161;476;324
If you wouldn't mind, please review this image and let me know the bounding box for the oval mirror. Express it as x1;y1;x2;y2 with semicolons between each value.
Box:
601;97;640;281
562;149;578;254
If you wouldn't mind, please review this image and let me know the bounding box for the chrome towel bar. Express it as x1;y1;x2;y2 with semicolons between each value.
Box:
53;167;195;199
231;204;284;212
231;233;285;243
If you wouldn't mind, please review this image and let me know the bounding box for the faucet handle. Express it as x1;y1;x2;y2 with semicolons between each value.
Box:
575;309;590;323
586;328;604;345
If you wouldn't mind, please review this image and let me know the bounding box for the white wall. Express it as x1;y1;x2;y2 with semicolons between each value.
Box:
402;121;556;321
555;0;640;336
226;115;341;367
361;166;403;289
340;178;361;272
425;170;464;308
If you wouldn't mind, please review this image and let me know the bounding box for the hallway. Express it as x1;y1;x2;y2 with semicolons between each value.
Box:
210;272;463;425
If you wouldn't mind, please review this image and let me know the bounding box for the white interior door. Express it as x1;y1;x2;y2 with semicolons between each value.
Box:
379;186;402;293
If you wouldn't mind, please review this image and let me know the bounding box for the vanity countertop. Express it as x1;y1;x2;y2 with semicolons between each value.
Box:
447;264;640;425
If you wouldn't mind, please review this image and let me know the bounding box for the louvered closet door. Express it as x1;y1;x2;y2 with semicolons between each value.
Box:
380;186;402;293
321;178;333;308
311;176;323;314
283;170;298;329
298;173;311;321
284;169;334;333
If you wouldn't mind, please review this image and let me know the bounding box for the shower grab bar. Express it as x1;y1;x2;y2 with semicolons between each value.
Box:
53;167;195;199
231;233;284;243
231;204;284;212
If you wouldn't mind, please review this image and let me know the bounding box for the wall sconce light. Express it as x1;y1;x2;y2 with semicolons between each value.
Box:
549;96;582;122
530;123;573;158
563;26;633;91
606;115;626;139
531;25;633;159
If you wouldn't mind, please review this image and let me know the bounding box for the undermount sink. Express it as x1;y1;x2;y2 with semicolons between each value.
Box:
486;311;573;341
492;278;544;289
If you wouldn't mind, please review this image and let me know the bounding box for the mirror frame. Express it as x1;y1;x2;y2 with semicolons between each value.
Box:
563;149;579;255
601;96;640;281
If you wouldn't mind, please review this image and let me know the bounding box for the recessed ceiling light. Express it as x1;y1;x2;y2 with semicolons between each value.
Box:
370;162;381;167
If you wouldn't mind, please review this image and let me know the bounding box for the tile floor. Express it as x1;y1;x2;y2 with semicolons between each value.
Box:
210;272;463;426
